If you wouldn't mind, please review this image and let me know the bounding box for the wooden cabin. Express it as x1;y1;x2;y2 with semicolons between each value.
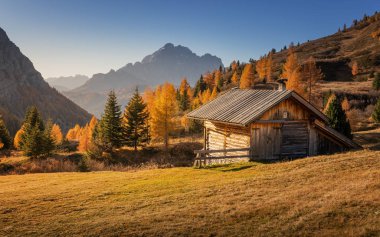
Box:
187;87;360;165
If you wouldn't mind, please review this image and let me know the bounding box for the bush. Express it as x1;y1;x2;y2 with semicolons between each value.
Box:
78;156;90;172
373;72;380;91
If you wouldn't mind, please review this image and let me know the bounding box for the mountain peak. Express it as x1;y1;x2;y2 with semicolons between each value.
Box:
163;43;174;49
0;27;9;42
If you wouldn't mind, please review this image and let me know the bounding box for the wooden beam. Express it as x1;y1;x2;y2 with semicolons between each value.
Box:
194;147;251;154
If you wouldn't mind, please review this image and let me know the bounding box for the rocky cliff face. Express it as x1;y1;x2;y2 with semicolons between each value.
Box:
0;27;91;134
64;43;223;116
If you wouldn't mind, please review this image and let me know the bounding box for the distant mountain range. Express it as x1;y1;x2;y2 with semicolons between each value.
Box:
64;43;223;116
45;74;89;92
0;27;91;134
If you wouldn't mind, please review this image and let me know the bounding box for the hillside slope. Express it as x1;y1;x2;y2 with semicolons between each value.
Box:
0;27;92;134
0;150;379;236
270;14;380;81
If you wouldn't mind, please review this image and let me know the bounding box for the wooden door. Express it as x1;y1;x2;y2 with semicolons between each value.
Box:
281;122;309;158
251;125;281;161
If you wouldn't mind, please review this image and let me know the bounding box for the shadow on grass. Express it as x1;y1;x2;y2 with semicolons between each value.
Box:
202;162;259;172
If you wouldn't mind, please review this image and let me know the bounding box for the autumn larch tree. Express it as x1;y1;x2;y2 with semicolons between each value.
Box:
351;61;359;76
240;63;255;89
14;127;24;150
0;116;11;150
150;82;178;151
179;78;191;111
231;71;239;85
51;124;63;145
302;56;324;102
266;53;273;82
256;56;266;80
122;88;150;152
324;94;352;139
282;49;304;96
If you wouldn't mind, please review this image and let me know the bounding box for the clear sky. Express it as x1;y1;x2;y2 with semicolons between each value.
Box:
0;0;378;78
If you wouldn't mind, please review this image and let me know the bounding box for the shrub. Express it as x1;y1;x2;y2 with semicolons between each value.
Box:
78;156;90;172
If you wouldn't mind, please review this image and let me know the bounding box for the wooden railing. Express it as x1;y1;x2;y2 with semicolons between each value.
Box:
194;147;252;167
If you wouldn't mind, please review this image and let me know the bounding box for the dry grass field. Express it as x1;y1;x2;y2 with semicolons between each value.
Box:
0;150;379;236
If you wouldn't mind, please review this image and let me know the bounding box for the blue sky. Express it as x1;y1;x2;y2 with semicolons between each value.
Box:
0;0;378;78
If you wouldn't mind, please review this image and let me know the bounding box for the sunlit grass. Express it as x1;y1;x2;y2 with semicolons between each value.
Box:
0;150;379;236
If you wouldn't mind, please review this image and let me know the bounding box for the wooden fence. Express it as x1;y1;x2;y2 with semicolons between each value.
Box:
193;147;252;167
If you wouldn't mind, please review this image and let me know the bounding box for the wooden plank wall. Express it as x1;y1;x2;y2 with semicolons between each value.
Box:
204;121;250;163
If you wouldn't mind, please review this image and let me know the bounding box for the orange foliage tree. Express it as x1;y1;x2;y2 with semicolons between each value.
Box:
240;63;255;89
150;82;178;150
14;127;24;150
51;124;63;145
282;50;304;96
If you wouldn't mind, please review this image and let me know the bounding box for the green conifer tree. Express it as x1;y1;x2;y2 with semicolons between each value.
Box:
122;88;150;152
179;89;189;111
19;107;48;158
372;98;380;123
324;94;352;139
0;116;11;150
94;91;123;152
43;119;55;156
373;72;380;91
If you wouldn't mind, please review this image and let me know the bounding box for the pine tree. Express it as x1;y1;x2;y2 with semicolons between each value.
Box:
19;106;46;158
95;90;123;152
372;98;380;123
373;72;380;90
150;82;178;150
122;88;150;152
324;94;352;139
43;119;55;156
0;116;11;150
240;63;255;89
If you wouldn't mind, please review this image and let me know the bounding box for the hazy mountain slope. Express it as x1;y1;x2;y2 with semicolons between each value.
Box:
270;15;380;81
45;74;89;91
65;43;223;116
0;27;92;134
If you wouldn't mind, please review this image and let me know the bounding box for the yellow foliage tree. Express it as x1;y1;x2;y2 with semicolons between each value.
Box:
266;53;273;82
256;57;266;79
231;71;239;85
302;56;323;102
150;82;178;150
51;124;63;145
214;70;222;87
201;88;212;104
210;86;218;100
341;97;350;111
240;63;255;89
13;127;24;150
351;61;358;76
78;124;90;152
66;124;81;141
282;50;304;96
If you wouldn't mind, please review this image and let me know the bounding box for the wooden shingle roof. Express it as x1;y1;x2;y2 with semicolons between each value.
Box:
187;88;328;126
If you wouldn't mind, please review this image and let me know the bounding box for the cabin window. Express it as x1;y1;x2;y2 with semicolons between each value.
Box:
283;111;289;119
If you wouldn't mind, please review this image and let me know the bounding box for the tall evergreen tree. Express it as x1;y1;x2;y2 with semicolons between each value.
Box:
372;98;380;123
324;94;352;139
122;88;150;152
0;116;11;150
373;72;380;91
19;106;46;158
43;119;55;156
94;90;123;152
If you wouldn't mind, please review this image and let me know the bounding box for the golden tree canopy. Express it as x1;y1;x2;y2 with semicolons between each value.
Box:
240;63;255;89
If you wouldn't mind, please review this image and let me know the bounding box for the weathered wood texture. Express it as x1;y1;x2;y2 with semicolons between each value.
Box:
281;122;309;158
204;121;250;164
